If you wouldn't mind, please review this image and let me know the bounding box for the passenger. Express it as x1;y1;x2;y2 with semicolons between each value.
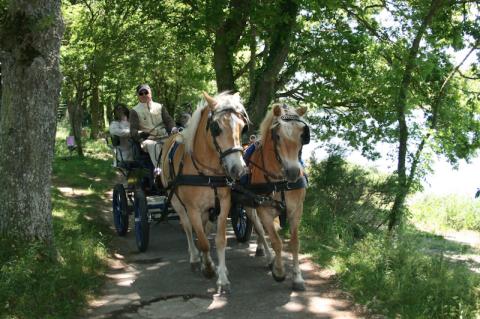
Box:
109;103;133;165
129;84;176;172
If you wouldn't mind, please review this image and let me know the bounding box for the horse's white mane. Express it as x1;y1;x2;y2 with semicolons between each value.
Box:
258;103;306;146
178;92;247;153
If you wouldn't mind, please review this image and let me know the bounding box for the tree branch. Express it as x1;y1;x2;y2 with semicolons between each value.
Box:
458;69;480;80
233;50;265;80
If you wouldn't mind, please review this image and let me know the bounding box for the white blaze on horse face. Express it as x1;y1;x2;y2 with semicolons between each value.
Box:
216;112;247;179
277;120;304;181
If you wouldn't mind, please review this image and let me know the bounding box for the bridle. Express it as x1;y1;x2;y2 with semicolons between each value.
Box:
270;113;310;169
207;107;249;162
247;113;310;182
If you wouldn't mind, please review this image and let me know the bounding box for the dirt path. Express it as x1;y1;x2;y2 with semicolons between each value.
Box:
82;189;370;319
430;229;480;273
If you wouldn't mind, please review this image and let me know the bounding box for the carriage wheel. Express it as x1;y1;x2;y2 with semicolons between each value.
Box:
112;184;129;236
134;188;150;252
230;203;253;243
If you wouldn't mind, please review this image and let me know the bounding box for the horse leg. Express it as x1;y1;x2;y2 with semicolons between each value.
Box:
188;210;216;279
257;207;285;282
171;196;200;271
246;208;272;263
288;204;305;291
215;200;231;293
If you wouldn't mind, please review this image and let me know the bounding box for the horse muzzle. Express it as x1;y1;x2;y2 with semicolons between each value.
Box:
284;165;301;183
227;162;248;180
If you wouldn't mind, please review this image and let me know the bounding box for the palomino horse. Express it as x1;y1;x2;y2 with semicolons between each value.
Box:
243;103;309;291
160;92;249;292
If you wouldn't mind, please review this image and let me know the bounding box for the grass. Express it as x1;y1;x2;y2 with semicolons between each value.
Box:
301;216;480;318
409;193;480;232
333;231;480;318
0;130;115;319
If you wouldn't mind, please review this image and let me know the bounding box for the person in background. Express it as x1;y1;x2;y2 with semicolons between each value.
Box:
109;103;133;165
129;84;176;172
175;112;192;131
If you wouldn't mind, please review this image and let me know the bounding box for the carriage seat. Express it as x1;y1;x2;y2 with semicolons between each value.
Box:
106;134;141;169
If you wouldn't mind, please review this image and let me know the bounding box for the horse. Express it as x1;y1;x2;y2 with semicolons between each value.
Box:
242;103;309;291
160;92;249;292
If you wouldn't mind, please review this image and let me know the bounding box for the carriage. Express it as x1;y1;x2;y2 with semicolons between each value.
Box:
108;136;176;252
108;93;309;292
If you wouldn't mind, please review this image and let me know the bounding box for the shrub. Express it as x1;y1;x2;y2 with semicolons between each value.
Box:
303;154;396;243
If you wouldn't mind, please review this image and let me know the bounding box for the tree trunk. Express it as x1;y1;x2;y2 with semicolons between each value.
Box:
67;92;85;158
247;0;299;130
212;0;252;93
89;83;103;139
388;0;444;231
248;23;256;100
0;0;64;244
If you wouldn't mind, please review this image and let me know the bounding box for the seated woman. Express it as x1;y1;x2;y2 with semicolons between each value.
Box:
109;103;133;166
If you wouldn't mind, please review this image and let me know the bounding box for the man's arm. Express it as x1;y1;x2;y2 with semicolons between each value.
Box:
161;106;175;133
129;110;141;141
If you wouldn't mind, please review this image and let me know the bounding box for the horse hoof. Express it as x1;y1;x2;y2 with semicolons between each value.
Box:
272;271;286;282
202;267;216;279
255;247;265;257
292;281;306;291
190;262;201;272
217;283;231;295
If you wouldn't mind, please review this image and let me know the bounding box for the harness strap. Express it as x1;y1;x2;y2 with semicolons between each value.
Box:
209;187;221;222
247;155;284;181
240;176;308;194
219;146;244;159
279;191;287;228
190;153;224;176
173;175;230;187
232;183;285;210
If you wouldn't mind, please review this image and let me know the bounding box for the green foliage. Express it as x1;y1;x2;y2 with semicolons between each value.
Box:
61;0;214;121
0;137;113;318
303;154;395;241
335;233;480;318
409;194;480;232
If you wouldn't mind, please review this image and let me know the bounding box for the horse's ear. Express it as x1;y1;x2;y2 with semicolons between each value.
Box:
273;104;282;117
296;106;307;116
203;92;217;109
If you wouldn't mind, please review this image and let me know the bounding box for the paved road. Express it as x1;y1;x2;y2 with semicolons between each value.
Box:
84;210;366;319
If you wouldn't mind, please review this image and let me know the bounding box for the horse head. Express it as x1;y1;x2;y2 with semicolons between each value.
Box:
203;92;249;180
268;103;309;182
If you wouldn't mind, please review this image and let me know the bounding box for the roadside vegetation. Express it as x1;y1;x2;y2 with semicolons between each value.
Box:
0;127;113;318
409;194;480;232
301;155;480;318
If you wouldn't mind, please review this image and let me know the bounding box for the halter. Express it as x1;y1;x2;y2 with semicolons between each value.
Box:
269;114;310;174
207;107;249;162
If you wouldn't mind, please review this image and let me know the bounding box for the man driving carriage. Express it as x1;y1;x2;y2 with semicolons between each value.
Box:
129;84;176;172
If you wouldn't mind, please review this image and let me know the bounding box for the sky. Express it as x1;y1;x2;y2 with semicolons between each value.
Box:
302;141;480;198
